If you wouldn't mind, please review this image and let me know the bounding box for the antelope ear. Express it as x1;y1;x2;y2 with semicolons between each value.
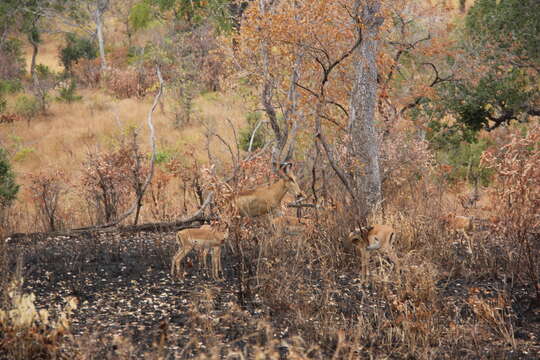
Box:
351;237;362;245
277;163;287;178
280;162;293;176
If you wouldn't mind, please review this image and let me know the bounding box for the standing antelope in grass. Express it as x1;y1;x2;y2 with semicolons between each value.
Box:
171;225;229;280
442;214;474;254
234;162;306;217
346;225;399;279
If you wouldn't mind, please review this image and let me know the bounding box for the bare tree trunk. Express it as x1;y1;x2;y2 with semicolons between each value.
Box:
348;1;384;218
95;0;109;71
29;38;38;80
459;0;466;13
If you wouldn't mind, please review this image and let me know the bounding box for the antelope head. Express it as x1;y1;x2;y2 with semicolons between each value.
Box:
347;226;372;250
278;162;305;201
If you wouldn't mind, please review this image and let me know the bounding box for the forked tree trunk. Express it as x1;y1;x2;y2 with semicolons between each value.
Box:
348;1;383;218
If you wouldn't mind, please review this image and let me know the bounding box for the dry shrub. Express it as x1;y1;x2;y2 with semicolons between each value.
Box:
80;147;133;225
467;290;516;349
481;124;540;301
146;167;178;222
195;28;226;92
381;125;438;213
71;58;101;88
28;168;68;232
145;152;205;223
104;66;157;99
0;278;78;360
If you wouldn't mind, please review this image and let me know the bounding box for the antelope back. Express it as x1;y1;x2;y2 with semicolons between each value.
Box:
177;227;225;248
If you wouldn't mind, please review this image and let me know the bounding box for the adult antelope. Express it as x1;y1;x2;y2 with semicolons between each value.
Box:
171;225;228;280
346;225;399;279
234;162;305;217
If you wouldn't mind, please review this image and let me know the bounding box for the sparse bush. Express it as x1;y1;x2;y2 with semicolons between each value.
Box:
0;79;22;95
33;64;57;114
105;66;156;99
81;147;133;225
13;95;40;119
381;125;435;199
71;57;101;87
29;169;68;232
0;148;19;209
0;39;25;81
56;79;82;103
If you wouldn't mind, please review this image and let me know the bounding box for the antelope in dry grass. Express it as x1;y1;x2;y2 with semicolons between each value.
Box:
346;225;399;279
234;162;306;217
171;225;229;280
442;214;474;254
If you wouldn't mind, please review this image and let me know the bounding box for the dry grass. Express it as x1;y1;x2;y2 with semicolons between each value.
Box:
0;86;249;231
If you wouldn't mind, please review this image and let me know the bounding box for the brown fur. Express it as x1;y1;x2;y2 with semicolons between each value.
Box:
171;226;228;280
346;224;399;279
234;164;305;217
443;214;474;253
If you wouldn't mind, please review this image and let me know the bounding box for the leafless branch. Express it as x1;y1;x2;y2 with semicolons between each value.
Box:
73;65;163;231
315;130;356;200
247;118;265;153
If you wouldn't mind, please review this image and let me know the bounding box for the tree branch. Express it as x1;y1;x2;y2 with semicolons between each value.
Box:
73;65;163;231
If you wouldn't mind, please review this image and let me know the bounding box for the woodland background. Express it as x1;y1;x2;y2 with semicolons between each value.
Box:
0;0;539;358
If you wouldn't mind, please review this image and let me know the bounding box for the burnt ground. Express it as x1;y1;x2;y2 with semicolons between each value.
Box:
5;231;540;359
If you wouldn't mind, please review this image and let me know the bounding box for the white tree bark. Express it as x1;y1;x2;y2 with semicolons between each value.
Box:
348;1;384;216
94;0;109;71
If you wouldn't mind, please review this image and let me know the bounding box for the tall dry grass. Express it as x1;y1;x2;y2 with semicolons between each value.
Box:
1;86;250;232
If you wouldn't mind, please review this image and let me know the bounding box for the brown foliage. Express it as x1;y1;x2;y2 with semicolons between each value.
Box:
71;58;101;88
28;169;68;232
80;147;133;225
481;124;540;300
104;66;157;99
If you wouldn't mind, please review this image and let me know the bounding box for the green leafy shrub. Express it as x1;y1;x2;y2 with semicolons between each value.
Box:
60;33;98;71
239;112;267;152
0;79;22;95
129;1;154;31
427;121;492;185
0;38;25;81
13;95;40;119
0;148;19;208
57;79;82;103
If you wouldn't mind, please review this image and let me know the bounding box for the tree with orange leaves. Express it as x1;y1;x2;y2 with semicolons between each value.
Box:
235;0;393;219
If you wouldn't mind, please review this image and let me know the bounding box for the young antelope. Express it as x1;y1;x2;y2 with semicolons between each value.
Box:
346;224;399;279
171;225;228;280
